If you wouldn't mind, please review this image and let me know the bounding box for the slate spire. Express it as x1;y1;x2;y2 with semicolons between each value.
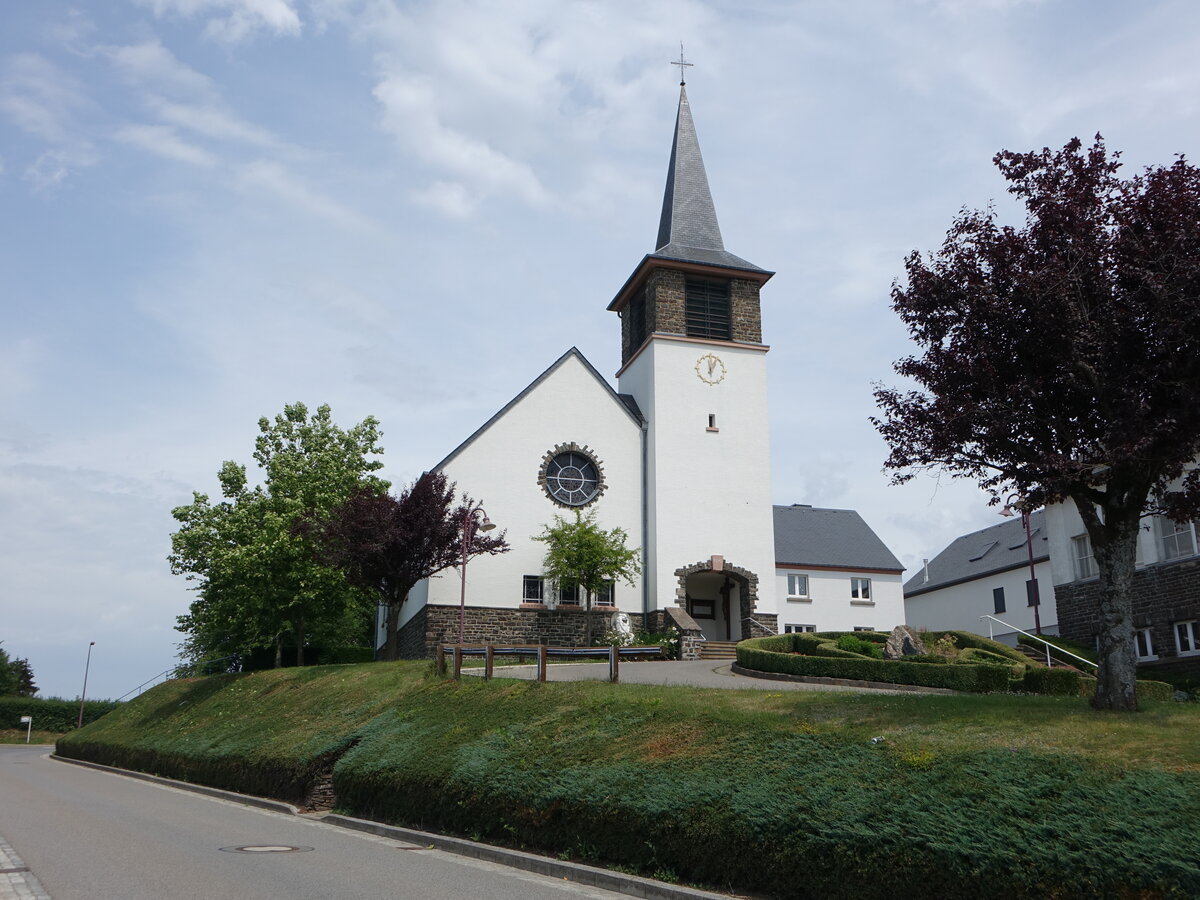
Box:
652;86;764;272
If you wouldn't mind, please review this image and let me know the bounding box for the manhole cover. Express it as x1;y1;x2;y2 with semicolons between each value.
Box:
220;845;314;854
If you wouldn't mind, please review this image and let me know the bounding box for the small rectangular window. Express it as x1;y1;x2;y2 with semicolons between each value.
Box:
558;581;579;606
850;577;872;601
1072;534;1097;580
853;626;873;632
787;573;809;599
1135;627;1155;660
522;576;544;602
595;581;615;607
992;587;1006;615
784;624;815;633
1175;620;1200;655
707;413;718;432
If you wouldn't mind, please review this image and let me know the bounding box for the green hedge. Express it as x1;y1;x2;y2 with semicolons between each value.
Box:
1022;667;1082;696
737;636;1011;692
1017;633;1097;667
0;696;119;732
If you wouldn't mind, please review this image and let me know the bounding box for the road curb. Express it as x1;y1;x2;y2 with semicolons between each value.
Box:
322;814;732;900
50;755;300;815
50;754;732;899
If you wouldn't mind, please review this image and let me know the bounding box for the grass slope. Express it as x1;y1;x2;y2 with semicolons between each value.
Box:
58;662;1200;899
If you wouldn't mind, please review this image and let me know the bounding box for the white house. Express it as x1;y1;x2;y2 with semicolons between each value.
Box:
381;82;906;657
773;505;905;635
903;511;1054;644
1045;497;1200;675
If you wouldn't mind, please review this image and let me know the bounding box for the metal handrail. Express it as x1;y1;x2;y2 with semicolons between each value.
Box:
978;615;1097;669
746;617;775;637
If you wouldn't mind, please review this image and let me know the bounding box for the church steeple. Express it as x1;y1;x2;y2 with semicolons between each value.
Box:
652;85;763;273
608;80;773;368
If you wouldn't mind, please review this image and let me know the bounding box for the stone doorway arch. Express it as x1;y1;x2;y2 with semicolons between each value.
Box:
673;557;773;641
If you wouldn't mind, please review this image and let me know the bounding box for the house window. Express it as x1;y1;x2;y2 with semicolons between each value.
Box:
522;576;545;603
1155;516;1197;562
992;587;1006;615
853;626;873;632
685;277;731;340
1135;627;1155;661
784;624;815;633
850;577;872;601
595;581;615;607
787;574;809;599
1175;620;1200;656
1072;534;1097;580
557;581;579;606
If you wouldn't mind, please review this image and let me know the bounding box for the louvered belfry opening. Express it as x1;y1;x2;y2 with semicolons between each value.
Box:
685;276;731;340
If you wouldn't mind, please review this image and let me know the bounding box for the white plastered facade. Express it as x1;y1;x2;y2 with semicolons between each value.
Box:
776;568;905;634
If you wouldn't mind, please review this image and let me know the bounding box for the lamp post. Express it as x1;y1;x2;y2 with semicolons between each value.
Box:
1000;495;1042;635
77;641;95;729
459;505;496;645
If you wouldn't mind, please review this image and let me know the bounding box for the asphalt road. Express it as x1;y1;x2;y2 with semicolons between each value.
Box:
0;745;638;900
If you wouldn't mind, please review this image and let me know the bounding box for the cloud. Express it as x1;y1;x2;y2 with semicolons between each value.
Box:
374;74;550;211
105;40;215;98
151;99;277;147
237;159;373;230
0;54;89;143
411;179;477;219
133;0;303;42
115;124;217;166
23;146;98;191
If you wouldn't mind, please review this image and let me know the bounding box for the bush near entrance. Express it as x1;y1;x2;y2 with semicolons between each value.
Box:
738;631;1174;699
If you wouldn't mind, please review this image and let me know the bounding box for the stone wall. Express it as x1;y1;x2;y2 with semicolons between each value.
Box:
741;612;778;639
730;279;762;343
396;605;647;658
1054;556;1200;674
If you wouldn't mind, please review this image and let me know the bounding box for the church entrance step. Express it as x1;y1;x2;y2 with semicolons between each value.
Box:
1014;643;1081;670
698;640;739;660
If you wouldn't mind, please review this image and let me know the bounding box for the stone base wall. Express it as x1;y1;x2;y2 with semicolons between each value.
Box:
742;613;778;639
1054;557;1200;674
395;605;647;659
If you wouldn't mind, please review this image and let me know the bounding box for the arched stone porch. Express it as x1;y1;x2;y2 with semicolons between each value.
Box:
673;557;776;641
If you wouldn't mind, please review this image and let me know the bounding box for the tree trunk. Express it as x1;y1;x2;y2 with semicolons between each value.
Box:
295;613;305;668
274;634;283;669
1080;500;1141;711
584;591;593;647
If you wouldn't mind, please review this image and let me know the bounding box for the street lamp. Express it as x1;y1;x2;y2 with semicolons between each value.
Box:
459;505;496;645
77;641;95;729
1000;495;1042;635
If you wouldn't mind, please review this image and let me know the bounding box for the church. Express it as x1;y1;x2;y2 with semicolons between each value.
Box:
383;80;906;658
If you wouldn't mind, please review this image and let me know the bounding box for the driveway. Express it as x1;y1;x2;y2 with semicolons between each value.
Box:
465;659;937;693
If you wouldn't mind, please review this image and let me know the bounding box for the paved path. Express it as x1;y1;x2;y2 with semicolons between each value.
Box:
0;745;719;900
468;659;923;693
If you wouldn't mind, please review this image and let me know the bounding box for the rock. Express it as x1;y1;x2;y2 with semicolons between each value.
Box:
884;625;927;660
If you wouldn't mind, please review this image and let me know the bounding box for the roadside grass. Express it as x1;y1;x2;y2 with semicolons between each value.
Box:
0;729;60;744
57;661;1200;898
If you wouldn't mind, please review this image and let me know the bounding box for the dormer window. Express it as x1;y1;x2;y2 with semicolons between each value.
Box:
685;277;731;340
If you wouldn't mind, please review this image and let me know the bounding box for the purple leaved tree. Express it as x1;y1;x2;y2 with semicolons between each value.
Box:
874;136;1200;711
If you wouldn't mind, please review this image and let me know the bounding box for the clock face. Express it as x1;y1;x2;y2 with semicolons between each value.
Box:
695;352;727;385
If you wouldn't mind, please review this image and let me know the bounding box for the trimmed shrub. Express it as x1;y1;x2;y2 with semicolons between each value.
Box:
1023;667;1081;696
1018;633;1097;668
0;696;118;732
932;631;1030;664
905;654;949;665
1135;679;1175;702
738;638;1010;692
834;634;884;658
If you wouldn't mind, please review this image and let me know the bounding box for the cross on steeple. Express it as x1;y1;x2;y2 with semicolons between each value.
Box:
670;43;693;85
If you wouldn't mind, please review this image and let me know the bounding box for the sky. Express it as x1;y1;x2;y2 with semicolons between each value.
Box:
3;0;1199;700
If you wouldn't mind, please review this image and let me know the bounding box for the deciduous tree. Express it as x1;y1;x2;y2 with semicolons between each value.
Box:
300;473;509;661
873;137;1200;710
170;403;386;667
534;510;641;646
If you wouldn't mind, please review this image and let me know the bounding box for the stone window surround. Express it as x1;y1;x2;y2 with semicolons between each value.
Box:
537;442;607;509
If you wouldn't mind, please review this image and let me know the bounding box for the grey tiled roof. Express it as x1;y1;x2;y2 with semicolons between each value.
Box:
903;510;1048;597
773;505;904;572
654;86;765;273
